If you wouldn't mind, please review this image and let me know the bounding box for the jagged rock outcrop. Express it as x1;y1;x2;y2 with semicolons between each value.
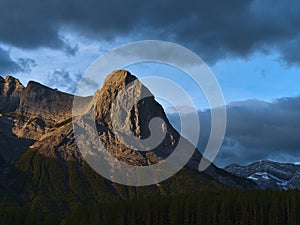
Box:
0;75;74;162
0;76;24;112
17;81;73;124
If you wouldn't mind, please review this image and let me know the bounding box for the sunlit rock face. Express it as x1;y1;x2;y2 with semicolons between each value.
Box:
0;75;24;112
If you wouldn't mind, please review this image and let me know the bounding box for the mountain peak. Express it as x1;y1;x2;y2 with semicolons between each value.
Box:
93;70;154;123
0;75;25;112
97;70;139;97
3;76;24;92
3;75;24;87
104;70;137;86
5;75;21;82
91;70;172;161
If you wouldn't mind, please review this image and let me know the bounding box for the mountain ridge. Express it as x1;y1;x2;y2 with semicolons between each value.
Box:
225;160;300;190
0;70;256;206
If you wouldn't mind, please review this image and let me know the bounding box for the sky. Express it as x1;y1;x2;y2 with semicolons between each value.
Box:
0;0;300;167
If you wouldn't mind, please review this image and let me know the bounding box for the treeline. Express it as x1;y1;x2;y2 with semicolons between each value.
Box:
1;190;300;225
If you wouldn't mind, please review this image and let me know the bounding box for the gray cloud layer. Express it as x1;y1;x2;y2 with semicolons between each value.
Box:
167;96;300;167
217;97;300;167
0;0;299;64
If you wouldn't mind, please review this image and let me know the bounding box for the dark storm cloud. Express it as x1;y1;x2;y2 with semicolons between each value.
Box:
232;98;300;149
0;0;300;64
0;48;36;74
0;0;143;50
215;98;300;166
167;96;300;167
278;36;300;66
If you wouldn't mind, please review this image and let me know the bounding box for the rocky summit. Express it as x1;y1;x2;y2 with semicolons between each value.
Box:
0;70;255;205
0;76;25;112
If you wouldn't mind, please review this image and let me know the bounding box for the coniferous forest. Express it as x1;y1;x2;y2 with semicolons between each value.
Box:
1;190;300;225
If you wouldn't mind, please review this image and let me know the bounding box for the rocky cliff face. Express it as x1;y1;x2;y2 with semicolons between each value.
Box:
0;76;31;166
17;81;73;124
0;76;24;112
0;75;74;163
91;70;180;166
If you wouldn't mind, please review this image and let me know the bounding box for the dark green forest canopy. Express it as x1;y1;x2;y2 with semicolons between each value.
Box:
1;190;300;225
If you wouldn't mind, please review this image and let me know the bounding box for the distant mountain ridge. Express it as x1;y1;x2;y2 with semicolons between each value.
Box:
225;160;300;190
